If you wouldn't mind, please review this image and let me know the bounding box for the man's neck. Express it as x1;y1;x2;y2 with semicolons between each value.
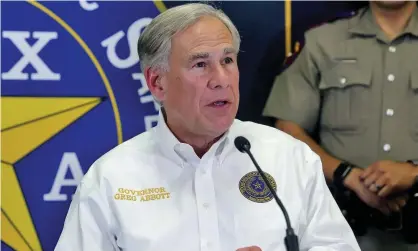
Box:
370;2;416;40
173;127;222;158
163;111;224;158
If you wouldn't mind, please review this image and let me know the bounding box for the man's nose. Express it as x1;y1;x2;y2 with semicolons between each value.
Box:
208;65;229;89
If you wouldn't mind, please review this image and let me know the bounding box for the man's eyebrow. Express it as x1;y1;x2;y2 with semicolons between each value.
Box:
187;48;237;63
188;52;209;63
224;47;237;55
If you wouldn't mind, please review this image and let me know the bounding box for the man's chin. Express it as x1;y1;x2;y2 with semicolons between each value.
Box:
374;1;410;10
206;117;235;136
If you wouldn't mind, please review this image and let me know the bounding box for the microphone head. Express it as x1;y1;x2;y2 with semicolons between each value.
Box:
234;136;251;153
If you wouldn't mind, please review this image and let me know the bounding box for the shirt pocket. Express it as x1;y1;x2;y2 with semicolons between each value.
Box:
409;72;418;141
318;62;372;132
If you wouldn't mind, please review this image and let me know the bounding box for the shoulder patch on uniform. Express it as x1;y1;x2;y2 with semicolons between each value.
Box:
239;171;277;203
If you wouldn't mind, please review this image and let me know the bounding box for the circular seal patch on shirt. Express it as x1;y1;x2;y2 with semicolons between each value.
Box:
239;171;277;203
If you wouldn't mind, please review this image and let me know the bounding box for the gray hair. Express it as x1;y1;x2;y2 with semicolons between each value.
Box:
137;3;241;73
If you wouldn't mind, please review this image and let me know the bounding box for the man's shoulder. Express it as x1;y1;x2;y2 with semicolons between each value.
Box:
84;129;156;177
103;130;154;157
231;119;321;173
231;119;306;150
304;10;360;45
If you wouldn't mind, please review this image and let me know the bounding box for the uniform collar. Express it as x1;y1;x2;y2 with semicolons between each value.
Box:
153;108;231;166
405;6;418;36
348;6;418;38
348;7;378;36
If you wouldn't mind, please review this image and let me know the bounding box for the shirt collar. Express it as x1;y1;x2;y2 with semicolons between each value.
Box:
349;6;418;38
405;6;418;37
348;7;381;36
153;108;232;167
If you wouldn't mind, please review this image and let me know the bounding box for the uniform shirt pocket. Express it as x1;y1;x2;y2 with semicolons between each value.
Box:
318;62;372;132
409;72;418;141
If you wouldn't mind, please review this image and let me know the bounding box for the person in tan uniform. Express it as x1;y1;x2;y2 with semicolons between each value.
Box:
263;1;418;251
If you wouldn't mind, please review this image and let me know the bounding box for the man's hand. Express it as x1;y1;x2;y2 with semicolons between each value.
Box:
384;194;408;212
361;160;418;197
236;246;262;251
343;168;390;214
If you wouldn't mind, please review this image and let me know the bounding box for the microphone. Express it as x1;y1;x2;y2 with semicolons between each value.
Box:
234;136;299;251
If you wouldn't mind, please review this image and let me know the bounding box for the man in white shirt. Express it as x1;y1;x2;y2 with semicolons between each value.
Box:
55;3;361;251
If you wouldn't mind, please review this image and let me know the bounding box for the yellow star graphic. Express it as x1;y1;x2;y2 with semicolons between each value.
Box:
1;96;102;250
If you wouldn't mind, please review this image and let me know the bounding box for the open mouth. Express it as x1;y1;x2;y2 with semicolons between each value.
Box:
208;100;230;107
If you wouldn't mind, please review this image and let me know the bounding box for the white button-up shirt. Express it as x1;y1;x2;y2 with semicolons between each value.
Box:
55;110;360;251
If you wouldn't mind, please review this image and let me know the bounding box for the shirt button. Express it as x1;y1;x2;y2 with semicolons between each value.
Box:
386;109;394;116
340;77;347;85
387;74;395;82
203;202;210;208
389;46;396;53
383;144;391;152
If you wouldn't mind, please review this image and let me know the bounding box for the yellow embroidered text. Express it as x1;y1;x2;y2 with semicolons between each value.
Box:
114;187;171;202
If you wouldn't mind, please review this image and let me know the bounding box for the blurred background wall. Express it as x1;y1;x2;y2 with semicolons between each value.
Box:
1;1;366;250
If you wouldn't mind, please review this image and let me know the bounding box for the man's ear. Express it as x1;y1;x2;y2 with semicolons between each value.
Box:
144;67;166;102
